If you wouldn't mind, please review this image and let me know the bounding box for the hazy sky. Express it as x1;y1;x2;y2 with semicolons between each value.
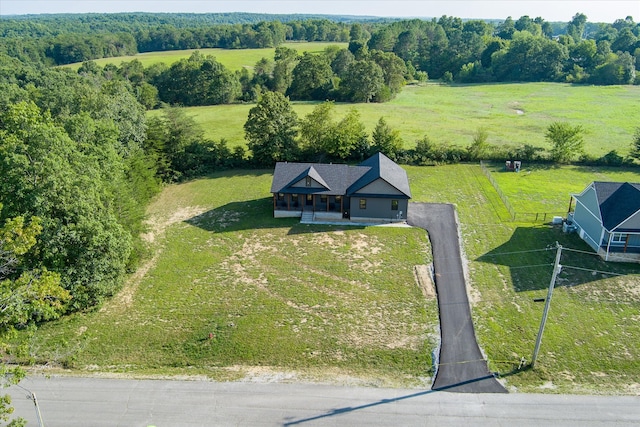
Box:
1;1;638;23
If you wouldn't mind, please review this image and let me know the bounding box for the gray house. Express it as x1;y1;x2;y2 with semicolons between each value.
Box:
568;181;640;262
270;152;411;222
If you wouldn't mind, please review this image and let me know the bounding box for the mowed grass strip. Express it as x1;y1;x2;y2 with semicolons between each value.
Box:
32;170;436;385
165;83;640;156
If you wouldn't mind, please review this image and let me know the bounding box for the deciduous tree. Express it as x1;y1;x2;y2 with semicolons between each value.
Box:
546;121;585;163
372;117;403;160
244;92;299;165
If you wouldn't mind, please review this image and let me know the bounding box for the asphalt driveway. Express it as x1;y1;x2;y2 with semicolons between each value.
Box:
408;202;506;393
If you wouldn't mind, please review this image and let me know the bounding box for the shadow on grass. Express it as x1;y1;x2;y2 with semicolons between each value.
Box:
476;225;640;292
184;198;366;235
184;198;296;233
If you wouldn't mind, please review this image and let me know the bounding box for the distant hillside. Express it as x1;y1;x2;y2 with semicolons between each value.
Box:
0;12;399;37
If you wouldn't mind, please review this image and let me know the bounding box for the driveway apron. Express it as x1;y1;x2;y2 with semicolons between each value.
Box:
408;202;506;393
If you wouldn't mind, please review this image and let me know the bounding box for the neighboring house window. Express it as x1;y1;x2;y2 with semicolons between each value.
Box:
391;200;398;210
612;233;628;243
305;177;312;187
359;199;366;209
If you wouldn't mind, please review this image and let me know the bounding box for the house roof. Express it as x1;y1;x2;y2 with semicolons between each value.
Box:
270;153;411;198
592;181;640;231
347;152;412;198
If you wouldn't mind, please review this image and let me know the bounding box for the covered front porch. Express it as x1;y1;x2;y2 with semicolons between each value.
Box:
273;193;346;218
600;230;640;262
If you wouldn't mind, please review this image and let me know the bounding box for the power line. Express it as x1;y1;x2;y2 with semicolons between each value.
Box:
560;264;628;277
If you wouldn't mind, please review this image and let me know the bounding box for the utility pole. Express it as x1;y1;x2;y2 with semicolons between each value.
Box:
531;242;562;368
16;384;44;427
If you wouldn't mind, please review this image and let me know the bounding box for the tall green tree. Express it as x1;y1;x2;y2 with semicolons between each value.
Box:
371;117;403;160
341;60;384;102
332;109;368;160
272;46;298;94
288;52;334;100
0;101;131;310
545;121;585;163
566;13;588;42
631;127;640;162
153;51;240;106
299;101;335;159
244;92;299;165
1;211;70;426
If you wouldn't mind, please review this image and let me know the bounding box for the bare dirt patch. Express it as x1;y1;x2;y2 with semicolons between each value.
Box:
105;205;209;313
414;265;435;298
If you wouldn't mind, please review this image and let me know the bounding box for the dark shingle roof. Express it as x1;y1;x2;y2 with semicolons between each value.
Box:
593;182;640;230
348;152;412;197
270;153;411;198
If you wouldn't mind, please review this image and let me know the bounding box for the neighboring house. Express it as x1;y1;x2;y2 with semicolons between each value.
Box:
270;152;411;222
568;181;640;262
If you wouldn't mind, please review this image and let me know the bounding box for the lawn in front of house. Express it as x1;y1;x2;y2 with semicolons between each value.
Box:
28;164;640;393
30;170;437;386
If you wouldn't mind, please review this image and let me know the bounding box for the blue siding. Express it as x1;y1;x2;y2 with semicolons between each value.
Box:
573;198;603;251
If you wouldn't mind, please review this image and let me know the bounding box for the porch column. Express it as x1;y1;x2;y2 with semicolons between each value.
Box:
287;194;290;211
624;234;630;253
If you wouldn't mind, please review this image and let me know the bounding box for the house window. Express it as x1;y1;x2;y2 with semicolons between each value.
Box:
612;233;628;243
292;194;298;203
391;200;399;210
278;193;284;201
335;195;341;201
320;195;327;204
305;176;312;187
359;199;367;209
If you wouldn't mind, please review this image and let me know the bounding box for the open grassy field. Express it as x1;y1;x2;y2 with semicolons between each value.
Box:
28;164;640;394
65;42;347;71
160;82;640;158
29;170;437;387
482;162;640;218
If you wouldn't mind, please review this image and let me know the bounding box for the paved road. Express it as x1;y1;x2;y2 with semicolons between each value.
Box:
8;376;640;426
408;202;506;393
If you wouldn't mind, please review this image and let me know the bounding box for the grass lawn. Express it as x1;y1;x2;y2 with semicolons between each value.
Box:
64;42;347;71
28;164;640;393
409;163;640;394
155;83;640;157
482;162;640;217
30;170;437;387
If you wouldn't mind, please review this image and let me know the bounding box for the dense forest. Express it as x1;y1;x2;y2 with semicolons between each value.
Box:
1;12;640;376
1;12;638;85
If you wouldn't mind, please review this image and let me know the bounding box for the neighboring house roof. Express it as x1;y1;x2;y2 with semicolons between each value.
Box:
589;182;640;231
270;153;411;198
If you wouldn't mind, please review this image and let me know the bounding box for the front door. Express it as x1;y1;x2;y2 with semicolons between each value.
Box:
305;194;313;209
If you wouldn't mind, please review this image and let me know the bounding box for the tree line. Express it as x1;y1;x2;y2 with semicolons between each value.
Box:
1;13;639;86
